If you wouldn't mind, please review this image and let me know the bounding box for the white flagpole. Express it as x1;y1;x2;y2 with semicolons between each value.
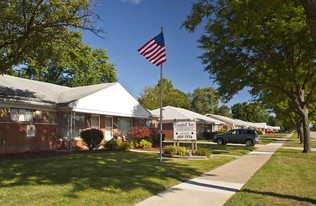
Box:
159;27;163;163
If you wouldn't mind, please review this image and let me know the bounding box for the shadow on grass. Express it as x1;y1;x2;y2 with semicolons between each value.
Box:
0;151;204;199
240;189;316;205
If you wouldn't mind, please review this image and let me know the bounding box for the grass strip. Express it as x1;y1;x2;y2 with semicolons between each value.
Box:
283;133;316;148
225;149;316;206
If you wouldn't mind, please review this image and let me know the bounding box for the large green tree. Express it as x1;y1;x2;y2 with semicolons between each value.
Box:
300;0;316;48
0;0;101;74
138;78;191;110
231;102;269;123
12;32;117;86
183;0;316;153
190;87;220;114
215;105;232;117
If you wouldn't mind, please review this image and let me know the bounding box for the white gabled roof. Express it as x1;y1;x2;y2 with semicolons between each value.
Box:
0;75;151;118
252;122;267;129
206;114;237;125
206;113;272;129
68;83;151;118
150;106;224;124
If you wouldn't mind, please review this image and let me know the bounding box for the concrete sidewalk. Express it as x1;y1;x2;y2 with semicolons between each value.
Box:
136;135;291;206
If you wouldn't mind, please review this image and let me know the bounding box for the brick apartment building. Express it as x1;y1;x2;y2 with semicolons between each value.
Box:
0;75;151;154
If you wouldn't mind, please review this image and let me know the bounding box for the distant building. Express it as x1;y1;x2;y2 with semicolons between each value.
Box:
206;114;279;133
150;106;224;140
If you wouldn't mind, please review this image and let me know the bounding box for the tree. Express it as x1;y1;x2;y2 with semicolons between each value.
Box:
0;0;102;74
183;0;316;153
190;87;220;114
300;0;316;49
138;78;191;110
231;102;269;123
12;32;117;86
215;105;232;117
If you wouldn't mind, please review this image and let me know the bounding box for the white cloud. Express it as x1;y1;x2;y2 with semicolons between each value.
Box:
121;0;142;5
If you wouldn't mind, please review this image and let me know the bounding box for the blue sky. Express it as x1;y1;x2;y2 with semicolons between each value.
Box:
83;0;252;106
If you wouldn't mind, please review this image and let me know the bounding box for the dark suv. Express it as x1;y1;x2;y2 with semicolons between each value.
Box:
213;128;260;146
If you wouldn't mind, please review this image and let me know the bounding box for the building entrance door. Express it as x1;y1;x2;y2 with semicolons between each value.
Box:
105;117;113;141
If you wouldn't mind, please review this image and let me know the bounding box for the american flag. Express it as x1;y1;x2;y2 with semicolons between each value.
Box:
138;32;166;66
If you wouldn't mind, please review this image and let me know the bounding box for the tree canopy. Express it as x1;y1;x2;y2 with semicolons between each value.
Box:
190;87;220;114
11;31;117;86
0;0;102;74
138;78;191;110
231;102;269;123
183;0;316;153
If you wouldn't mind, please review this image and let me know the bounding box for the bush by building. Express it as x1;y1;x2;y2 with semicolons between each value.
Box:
80;128;104;151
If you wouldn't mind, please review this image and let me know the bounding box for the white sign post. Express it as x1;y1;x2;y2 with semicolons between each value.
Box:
173;121;197;153
173;121;197;140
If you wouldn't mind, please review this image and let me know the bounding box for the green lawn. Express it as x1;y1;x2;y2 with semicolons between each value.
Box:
0;151;236;206
225;148;316;206
283;133;316;148
259;132;288;145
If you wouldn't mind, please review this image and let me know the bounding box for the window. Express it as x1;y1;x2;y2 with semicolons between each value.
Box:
118;117;133;136
91;115;100;129
231;130;238;135
0;108;10;122
10;108;33;122
34;111;57;123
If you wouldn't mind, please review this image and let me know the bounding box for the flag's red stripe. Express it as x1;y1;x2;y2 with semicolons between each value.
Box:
138;39;155;53
138;33;166;66
139;41;156;55
148;48;165;62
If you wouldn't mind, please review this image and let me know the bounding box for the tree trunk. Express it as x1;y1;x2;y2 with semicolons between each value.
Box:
300;0;316;49
297;122;304;144
301;105;312;153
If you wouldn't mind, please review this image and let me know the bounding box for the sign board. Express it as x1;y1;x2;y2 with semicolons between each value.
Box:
26;125;36;137
173;121;197;140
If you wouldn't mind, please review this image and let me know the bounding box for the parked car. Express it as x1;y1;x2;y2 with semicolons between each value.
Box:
213;128;260;146
265;130;275;134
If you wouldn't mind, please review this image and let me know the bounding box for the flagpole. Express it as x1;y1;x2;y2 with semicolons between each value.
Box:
159;27;163;163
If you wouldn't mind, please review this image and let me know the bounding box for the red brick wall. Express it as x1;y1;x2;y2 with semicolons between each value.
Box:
162;123;174;140
0;122;58;154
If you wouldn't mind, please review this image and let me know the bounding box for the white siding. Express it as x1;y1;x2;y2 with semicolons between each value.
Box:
69;83;150;118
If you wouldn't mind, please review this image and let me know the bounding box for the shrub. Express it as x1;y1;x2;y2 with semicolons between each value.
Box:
163;145;187;156
80;128;104;151
127;126;164;147
120;142;131;151
194;148;211;158
201;132;219;140
129;139;138;149
150;132;165;147
127;126;154;139
139;139;152;149
104;139;131;151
